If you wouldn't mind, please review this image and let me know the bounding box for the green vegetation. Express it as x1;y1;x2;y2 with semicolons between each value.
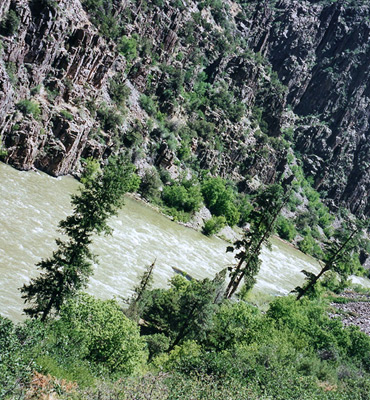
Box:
5;282;370;399
201;177;240;226
276;215;297;241
109;74;131;109
59;109;74;121
16;100;41;119
117;36;137;61
162;180;203;213
202;215;226;236
139;94;159;117
139;167;162;201
1;154;369;399
225;183;290;298
3;0;370;397
295;224;366;299
55;293;146;374
20;157;139;320
0;9;20;36
96;103;124;133
0;145;7;161
81;0;120;39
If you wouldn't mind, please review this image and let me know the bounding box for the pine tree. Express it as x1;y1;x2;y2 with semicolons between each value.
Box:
20;157;138;321
224;181;292;299
294;222;366;300
124;259;156;321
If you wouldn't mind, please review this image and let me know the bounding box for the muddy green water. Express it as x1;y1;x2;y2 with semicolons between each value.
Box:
1;162;369;322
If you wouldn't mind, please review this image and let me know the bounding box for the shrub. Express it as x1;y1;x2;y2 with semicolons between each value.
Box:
298;234;314;254
206;302;262;351
97;104;123;133
145;333;170;359
55;293;147;374
162;182;203;213
141;276;220;348
202;216;226;236
109;74;131;108
1;10;20;36
0;317;44;397
139;168;162;201
276;215;296;241
118;36;137;61
30;84;42;95
139;94;158;116
201;177;240;226
267;296;350;355
237;195;253;226
0;145;7;161
59;109;74;121
81;0;119;39
5;61;18;86
16;99;41;119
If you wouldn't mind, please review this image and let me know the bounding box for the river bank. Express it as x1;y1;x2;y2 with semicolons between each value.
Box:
330;291;370;336
1;162;328;322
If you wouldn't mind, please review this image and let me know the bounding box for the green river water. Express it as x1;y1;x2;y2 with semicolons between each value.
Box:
1;162;369;322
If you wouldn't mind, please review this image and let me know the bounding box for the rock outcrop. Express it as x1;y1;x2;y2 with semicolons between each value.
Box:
0;0;370;217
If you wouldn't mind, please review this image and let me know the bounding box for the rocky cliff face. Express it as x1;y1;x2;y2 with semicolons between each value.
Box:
0;0;369;217
259;0;370;217
0;0;115;175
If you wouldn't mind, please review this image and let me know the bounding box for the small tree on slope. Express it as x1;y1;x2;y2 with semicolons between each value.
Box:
224;180;293;299
20;157;139;321
294;221;367;300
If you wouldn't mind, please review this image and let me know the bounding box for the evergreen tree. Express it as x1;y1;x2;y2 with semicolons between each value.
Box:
20;157;139;321
124;259;156;321
294;221;366;300
140;272;225;351
224;181;292;299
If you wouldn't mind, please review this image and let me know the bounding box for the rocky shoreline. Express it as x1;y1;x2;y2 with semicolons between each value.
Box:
329;291;370;336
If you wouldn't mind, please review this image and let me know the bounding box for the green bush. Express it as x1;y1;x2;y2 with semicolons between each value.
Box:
97;104;123;133
205;302;263;351
59;109;74;121
141;275;220;348
55;293;147;374
118;36;137;61
162;181;203;213
266;296;350;355
109;74;131;108
201;177;240;226
139;168;162;201
145;333;170;359
0;145;7;161
202;215;226;236
236;194;253;226
0;317;45;397
209;84;245;122
16;99;41;119
276;215;296;241
81;0;119;39
140;94;158;116
1;10;20;36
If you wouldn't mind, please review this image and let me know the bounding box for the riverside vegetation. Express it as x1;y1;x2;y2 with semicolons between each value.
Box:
2;159;370;400
1;0;370;259
2;1;370;398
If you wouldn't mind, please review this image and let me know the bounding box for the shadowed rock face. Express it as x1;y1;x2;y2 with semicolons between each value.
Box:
0;0;370;217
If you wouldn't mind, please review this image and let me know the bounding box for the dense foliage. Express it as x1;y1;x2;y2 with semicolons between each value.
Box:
20;158;139;320
54;294;147;374
2;1;370;398
4;286;370;399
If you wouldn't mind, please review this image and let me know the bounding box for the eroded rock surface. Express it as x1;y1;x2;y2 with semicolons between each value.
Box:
0;0;369;217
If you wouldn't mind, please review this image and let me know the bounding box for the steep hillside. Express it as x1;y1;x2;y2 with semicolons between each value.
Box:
0;0;369;218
